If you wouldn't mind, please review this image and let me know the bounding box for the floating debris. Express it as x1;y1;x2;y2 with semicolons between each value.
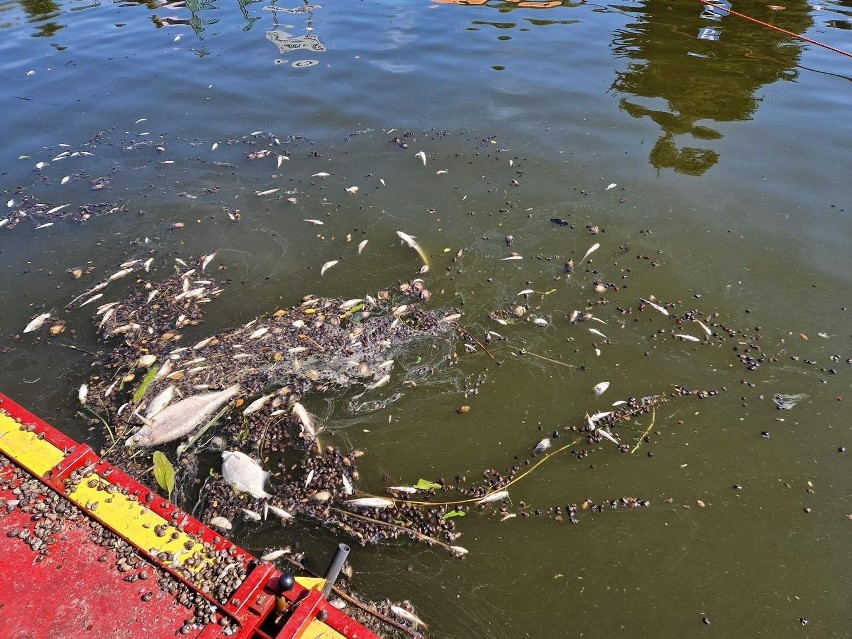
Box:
773;393;807;410
221;450;272;499
23;312;51;334
593;382;610;397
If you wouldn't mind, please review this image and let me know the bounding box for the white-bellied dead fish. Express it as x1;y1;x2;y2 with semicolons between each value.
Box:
347;497;395;509
222;450;272;499
588;328;608;340
396;231;430;268
593;381;610;397
695;319;712;336
209;516;232;531
390;605;428;629
449;545;469;557
533;438;551;456
673;333;700;342
265;503;294;521
358;239;368;254
145;384;175;419
78;384;88;404
580;242;600;264
241;508;262;522
414;151;426;166
476;490;509;504
533;317;548;327
23;312;51;333
640;297;669;316
388;486;418;494
243;392;274;416
261;548;291;561
201;252;216;271
320;260;338;276
341;473;353;495
126;384;239;447
292;402;316;439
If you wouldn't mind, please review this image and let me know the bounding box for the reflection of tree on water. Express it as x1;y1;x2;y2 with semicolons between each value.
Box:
16;0;64;37
264;0;324;65
610;0;812;175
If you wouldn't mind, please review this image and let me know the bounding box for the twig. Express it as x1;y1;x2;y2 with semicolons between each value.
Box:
298;333;326;352
53;341;98;356
329;507;459;555
510;346;573;369
455;324;495;361
630;407;656;454
282;556;424;639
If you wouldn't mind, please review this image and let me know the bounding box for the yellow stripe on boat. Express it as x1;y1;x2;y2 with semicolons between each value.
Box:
0;410;65;475
301;619;347;639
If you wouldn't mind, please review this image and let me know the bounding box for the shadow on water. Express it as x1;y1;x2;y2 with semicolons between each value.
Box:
609;0;812;175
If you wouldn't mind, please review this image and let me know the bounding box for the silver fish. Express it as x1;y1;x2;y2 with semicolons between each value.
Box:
221;450;272;499
292;402;316;439
241;508;262;522
588;328;608;340
673;333;700;342
449;545;469;557
388;486;418;494
78;384;88;404
358;239;368;254
261;548;291;561
580;242;600;264
414;151;426;166
145;385;176;419
390;605;428;628
243;393;274;416
476;490;509;504
396;231;430;267
209;516;232;531
23;312;50;333
533;438;551;456
640;297;669;316
593;381;610;397
265;504;294;521
347;497;395;509
126;384;239;447
321;260;338;276
201;252;216;271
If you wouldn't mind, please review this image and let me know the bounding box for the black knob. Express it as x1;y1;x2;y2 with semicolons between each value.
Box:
278;573;295;592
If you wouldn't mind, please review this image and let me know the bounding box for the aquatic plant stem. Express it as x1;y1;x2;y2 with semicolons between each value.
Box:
330;507;458;554
630;407;656;455
455;324;495;361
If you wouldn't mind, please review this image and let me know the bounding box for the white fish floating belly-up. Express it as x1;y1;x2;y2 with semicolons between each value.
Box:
126;384;240;447
222;450;272;499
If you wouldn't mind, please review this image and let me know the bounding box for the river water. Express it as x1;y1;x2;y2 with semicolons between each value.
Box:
1;0;850;636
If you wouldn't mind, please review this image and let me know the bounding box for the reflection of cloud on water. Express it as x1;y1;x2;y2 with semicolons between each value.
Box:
265;30;325;53
371;60;415;73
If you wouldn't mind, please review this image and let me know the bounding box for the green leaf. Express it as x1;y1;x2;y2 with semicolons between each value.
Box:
413;478;442;491
443;510;466;519
152;451;175;500
133;365;159;404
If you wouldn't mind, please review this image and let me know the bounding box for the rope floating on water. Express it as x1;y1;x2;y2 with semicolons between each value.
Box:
700;0;852;58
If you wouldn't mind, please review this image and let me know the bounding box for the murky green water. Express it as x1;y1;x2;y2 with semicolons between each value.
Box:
1;0;850;636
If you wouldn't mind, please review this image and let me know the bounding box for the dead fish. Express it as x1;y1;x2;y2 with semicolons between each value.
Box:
61;176;70;184
390;606;428;629
396;231;430;267
368;374;390;390
277;154;287;168
347;497;395;509
243;393;274;416
449;545;469;557
96;301;119;316
593;381;610;397
321;260;338;276
193;337;213;350
241;508;262;522
388;486;419;494
261;548;291;561
209;516;232;531
341;474;354;495
588;411;612;425
137;354;157;368
517;289;534;296
266;504;294;521
345;186;359;194
588;328;608;340
695;319;712;336
605;182;617;191
249;327;268;339
415;151;427;166
533;438;551;456
312;172;330;177
146;290;159;304
126;384;240;447
358;239;368;254
533;318;548;327
502;255;523;261
304;469;315;487
255;188;280;196
201;253;216;271
580;242;600;263
35;223;53;230
476;490;509;504
438;313;462;324
79;293;104;307
339;298;363;311
597;428;620;445
78;384;88;404
46;204;70;216
221;450;272;499
673;333;700;342
145;385;176;419
304;219;324;225
311;490;332;503
107;268;134;282
640;297;669;316
292;402;317;439
23;312;51;333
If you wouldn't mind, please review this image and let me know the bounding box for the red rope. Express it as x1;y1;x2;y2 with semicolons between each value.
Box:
700;0;852;58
